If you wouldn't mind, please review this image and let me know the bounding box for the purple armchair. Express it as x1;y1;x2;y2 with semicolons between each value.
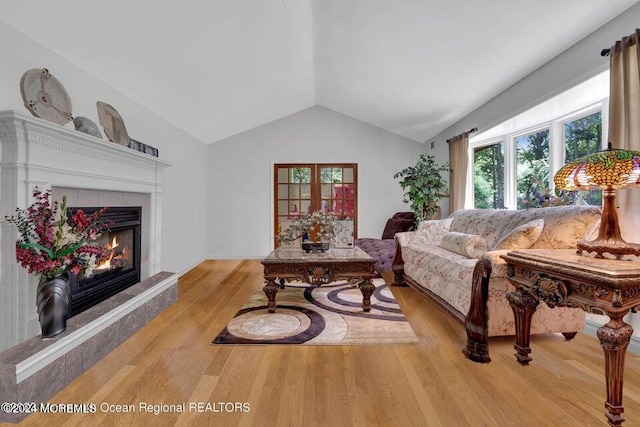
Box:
355;212;415;275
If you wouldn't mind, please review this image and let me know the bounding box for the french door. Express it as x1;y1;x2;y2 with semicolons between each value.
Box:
274;163;357;247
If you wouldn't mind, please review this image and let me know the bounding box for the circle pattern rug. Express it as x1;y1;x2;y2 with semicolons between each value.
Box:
212;279;418;345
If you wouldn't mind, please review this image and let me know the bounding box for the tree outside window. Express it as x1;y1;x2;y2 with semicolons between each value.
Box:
517;129;550;209
474;143;505;209
564;111;602;206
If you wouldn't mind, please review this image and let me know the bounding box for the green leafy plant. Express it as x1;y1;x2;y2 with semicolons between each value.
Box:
394;154;450;222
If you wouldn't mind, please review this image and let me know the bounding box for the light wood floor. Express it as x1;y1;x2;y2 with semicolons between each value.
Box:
13;259;640;427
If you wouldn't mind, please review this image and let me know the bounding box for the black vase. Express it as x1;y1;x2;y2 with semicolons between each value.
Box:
36;273;72;338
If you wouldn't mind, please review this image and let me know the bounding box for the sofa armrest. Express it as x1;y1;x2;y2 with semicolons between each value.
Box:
394;231;414;247
481;250;513;279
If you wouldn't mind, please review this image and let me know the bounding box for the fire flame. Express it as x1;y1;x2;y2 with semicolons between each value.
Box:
97;236;120;270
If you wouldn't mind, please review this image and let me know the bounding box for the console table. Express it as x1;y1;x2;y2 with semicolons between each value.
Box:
261;247;376;313
502;249;640;426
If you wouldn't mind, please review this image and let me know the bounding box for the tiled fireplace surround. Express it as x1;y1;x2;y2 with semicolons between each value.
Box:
0;111;178;422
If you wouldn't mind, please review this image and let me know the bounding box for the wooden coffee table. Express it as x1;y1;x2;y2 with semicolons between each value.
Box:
261;246;377;313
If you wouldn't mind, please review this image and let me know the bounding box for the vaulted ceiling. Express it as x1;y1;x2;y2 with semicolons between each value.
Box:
1;0;638;144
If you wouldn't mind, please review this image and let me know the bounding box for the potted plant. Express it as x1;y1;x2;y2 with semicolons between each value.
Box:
276;211;337;252
4;189;111;337
394;154;450;222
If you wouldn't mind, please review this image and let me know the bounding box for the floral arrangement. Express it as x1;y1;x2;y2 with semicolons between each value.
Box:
277;211;337;244
4;189;112;281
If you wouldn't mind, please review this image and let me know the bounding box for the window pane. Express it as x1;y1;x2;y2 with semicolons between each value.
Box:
343;168;354;183
473;142;504;209
288;184;299;199
277;201;288;217
321;183;332;199
278;168;289;183
278;184;288;199
333;168;342;182
564;112;602;206
291;168;310;183
300;184;311;200
516;129;549;209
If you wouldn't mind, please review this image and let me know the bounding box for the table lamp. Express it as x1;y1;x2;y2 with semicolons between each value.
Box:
553;142;640;259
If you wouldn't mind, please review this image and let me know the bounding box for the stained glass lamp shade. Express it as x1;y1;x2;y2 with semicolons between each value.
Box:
553;143;640;259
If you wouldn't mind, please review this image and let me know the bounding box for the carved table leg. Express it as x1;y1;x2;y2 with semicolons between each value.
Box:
359;278;375;312
506;289;539;365
263;279;279;313
597;317;633;427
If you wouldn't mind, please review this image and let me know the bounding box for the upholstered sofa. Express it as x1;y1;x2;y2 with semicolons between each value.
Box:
392;205;602;362
355;212;415;274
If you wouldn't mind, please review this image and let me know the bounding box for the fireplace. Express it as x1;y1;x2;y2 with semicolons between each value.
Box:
1;110;171;351
67;206;142;316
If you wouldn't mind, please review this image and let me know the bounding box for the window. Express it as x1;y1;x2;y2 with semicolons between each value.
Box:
563;111;603;206
516;129;549;209
274;164;357;247
468;70;608;210
473;142;505;209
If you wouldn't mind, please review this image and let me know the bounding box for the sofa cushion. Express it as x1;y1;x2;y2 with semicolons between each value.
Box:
410;217;453;246
527;206;601;249
381;218;415;239
450;205;601;250
494;219;545;250
440;232;488;258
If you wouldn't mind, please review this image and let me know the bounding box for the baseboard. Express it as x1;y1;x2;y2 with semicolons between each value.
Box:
177;258;207;277
583;319;640;355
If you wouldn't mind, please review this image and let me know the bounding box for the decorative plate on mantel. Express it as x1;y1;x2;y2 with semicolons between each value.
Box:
96;101;130;146
19;68;73;125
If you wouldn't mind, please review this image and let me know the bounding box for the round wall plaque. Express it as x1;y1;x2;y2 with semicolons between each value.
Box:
20;68;73;125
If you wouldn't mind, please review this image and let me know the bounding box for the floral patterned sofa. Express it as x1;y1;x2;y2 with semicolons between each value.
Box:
392;205;602;362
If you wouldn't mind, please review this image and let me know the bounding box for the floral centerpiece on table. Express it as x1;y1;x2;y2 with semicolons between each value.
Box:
277;210;337;244
5;189;112;281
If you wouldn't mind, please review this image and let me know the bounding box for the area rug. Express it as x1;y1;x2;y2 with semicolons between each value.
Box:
212;279;419;345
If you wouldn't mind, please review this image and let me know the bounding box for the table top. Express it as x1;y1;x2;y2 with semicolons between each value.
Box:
262;246;375;264
502;249;640;279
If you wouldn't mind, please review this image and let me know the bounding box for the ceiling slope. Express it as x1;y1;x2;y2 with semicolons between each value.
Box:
1;0;638;143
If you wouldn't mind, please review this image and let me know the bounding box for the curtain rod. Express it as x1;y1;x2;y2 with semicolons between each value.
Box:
446;127;477;143
601;49;610;57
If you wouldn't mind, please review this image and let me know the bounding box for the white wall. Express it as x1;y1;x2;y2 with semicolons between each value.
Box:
0;21;208;275
206;105;424;258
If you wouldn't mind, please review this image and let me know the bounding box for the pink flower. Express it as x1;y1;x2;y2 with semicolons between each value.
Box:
6;189;111;280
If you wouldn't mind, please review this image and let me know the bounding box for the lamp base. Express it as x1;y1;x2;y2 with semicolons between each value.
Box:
577;239;640;260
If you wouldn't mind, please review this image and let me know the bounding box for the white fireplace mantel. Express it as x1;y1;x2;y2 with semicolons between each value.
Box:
0;110;172;351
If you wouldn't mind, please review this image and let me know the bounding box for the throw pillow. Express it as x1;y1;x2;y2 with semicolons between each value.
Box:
494;219;545;250
409;217;453;246
440;232;488;259
381;218;415;239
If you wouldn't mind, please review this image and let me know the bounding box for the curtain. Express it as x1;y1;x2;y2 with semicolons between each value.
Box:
608;28;640;243
448;131;469;213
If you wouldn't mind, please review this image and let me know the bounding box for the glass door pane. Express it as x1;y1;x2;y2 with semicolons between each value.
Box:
274;163;357;248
